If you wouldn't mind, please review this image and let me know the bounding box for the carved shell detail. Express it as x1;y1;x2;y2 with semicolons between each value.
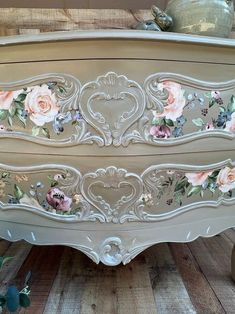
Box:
0;72;235;147
1;160;235;224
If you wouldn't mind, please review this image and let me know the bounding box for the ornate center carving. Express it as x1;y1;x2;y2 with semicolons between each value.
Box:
79;72;145;146
81;166;143;223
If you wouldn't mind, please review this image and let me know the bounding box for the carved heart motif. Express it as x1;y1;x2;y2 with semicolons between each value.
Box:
81;167;143;223
79;72;145;146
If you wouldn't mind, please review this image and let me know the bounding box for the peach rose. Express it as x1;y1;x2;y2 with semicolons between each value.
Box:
25;85;59;126
0;90;22;110
154;81;186;121
216;167;235;193
225;112;235;133
185;171;213;186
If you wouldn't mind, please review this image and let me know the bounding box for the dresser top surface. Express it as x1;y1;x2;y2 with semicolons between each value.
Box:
1;30;235;48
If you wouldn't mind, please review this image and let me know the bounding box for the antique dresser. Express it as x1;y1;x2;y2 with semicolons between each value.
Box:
0;30;235;269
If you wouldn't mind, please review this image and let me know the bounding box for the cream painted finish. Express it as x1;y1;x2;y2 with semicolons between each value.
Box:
0;31;235;268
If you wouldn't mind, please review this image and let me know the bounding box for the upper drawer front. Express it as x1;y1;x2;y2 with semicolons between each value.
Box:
0;59;235;156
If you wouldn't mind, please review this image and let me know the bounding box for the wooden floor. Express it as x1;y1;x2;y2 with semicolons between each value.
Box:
0;231;235;314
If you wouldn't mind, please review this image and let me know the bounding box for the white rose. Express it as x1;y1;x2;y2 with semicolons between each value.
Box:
25;85;59;126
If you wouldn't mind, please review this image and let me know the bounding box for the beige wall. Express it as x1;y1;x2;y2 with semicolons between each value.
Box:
0;0;169;9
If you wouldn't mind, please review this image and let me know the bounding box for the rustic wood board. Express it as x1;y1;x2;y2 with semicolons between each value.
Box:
170;243;226;314
0;0;169;9
145;243;196;314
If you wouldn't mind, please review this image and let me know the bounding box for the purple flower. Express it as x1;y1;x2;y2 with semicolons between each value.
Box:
150;125;171;138
73;111;82;121
46;187;72;212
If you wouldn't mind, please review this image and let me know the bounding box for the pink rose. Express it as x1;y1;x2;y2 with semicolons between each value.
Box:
25;85;59;126
154;81;186;121
46;187;72;212
0;90;22;110
185;171;213;186
150;125;171;138
216;167;235;193
225;112;235;133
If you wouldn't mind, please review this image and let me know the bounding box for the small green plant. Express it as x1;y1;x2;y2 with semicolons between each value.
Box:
0;256;31;313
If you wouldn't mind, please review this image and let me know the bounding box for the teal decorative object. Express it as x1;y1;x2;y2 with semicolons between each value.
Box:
135;5;173;32
165;0;234;38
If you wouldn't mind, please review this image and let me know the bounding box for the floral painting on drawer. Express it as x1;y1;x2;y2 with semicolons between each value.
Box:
1;72;235;147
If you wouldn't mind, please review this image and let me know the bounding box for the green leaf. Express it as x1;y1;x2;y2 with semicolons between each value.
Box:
219;106;226;113
14;101;24;110
8;105;16;117
47;175;58;187
7;115;13;127
165;119;174;127
192;118;204;127
187;186;201;197
58;86;66;94
205;92;211;98
209;99;216;108
227;95;235;113
16;112;27;127
14;93;27;103
19;293;30;308
1;172;10;179
14;184;24;200
0;294;6;306
209;170;220;179
152;117;165;126
0;256;13;270
208;184;216;194
0;110;8;120
174;179;188;192
42;128;50;139
32;126;40;137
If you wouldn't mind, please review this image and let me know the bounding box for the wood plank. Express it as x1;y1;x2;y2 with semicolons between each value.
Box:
114;255;157;314
0;239;11;256
44;247;118;313
12;245;65;314
0;9;152;32
144;243;196;314
188;235;235;314
0;0;168;9
44;247;157;314
0;241;32;294
170;242;226;314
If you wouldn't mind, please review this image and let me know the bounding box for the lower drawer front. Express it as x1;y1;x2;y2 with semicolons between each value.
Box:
0;150;234;223
1;151;235;265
